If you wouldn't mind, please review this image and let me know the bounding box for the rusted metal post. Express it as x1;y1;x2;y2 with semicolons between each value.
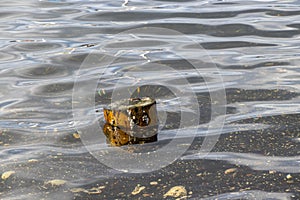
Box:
103;97;158;146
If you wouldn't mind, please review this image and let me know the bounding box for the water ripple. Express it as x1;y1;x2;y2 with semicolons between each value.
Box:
0;0;300;199
182;152;300;173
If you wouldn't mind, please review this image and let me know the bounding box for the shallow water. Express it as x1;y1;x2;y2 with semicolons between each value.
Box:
0;0;300;199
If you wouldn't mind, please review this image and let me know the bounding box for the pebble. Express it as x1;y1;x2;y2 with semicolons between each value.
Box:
45;179;67;187
163;186;187;198
1;171;15;180
150;181;158;185
225;168;237;175
286;174;292;179
132;184;146;195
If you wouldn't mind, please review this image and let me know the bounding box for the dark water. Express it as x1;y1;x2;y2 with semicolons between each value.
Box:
0;0;300;199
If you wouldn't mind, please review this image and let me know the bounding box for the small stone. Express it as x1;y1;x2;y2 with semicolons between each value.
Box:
150;181;158;186
70;186;105;194
225;168;237;175
1;171;15;180
28;159;38;163
163;186;187;198
45;179;67;187
70;188;87;193
286;174;292;179
132;184;146;195
87;187;102;194
73;133;80;139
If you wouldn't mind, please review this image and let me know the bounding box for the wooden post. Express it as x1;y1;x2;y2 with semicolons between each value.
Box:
103;97;158;146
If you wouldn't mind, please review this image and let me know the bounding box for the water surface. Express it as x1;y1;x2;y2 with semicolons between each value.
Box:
0;0;299;199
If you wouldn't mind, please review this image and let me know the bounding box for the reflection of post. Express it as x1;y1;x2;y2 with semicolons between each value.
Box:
103;97;158;146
